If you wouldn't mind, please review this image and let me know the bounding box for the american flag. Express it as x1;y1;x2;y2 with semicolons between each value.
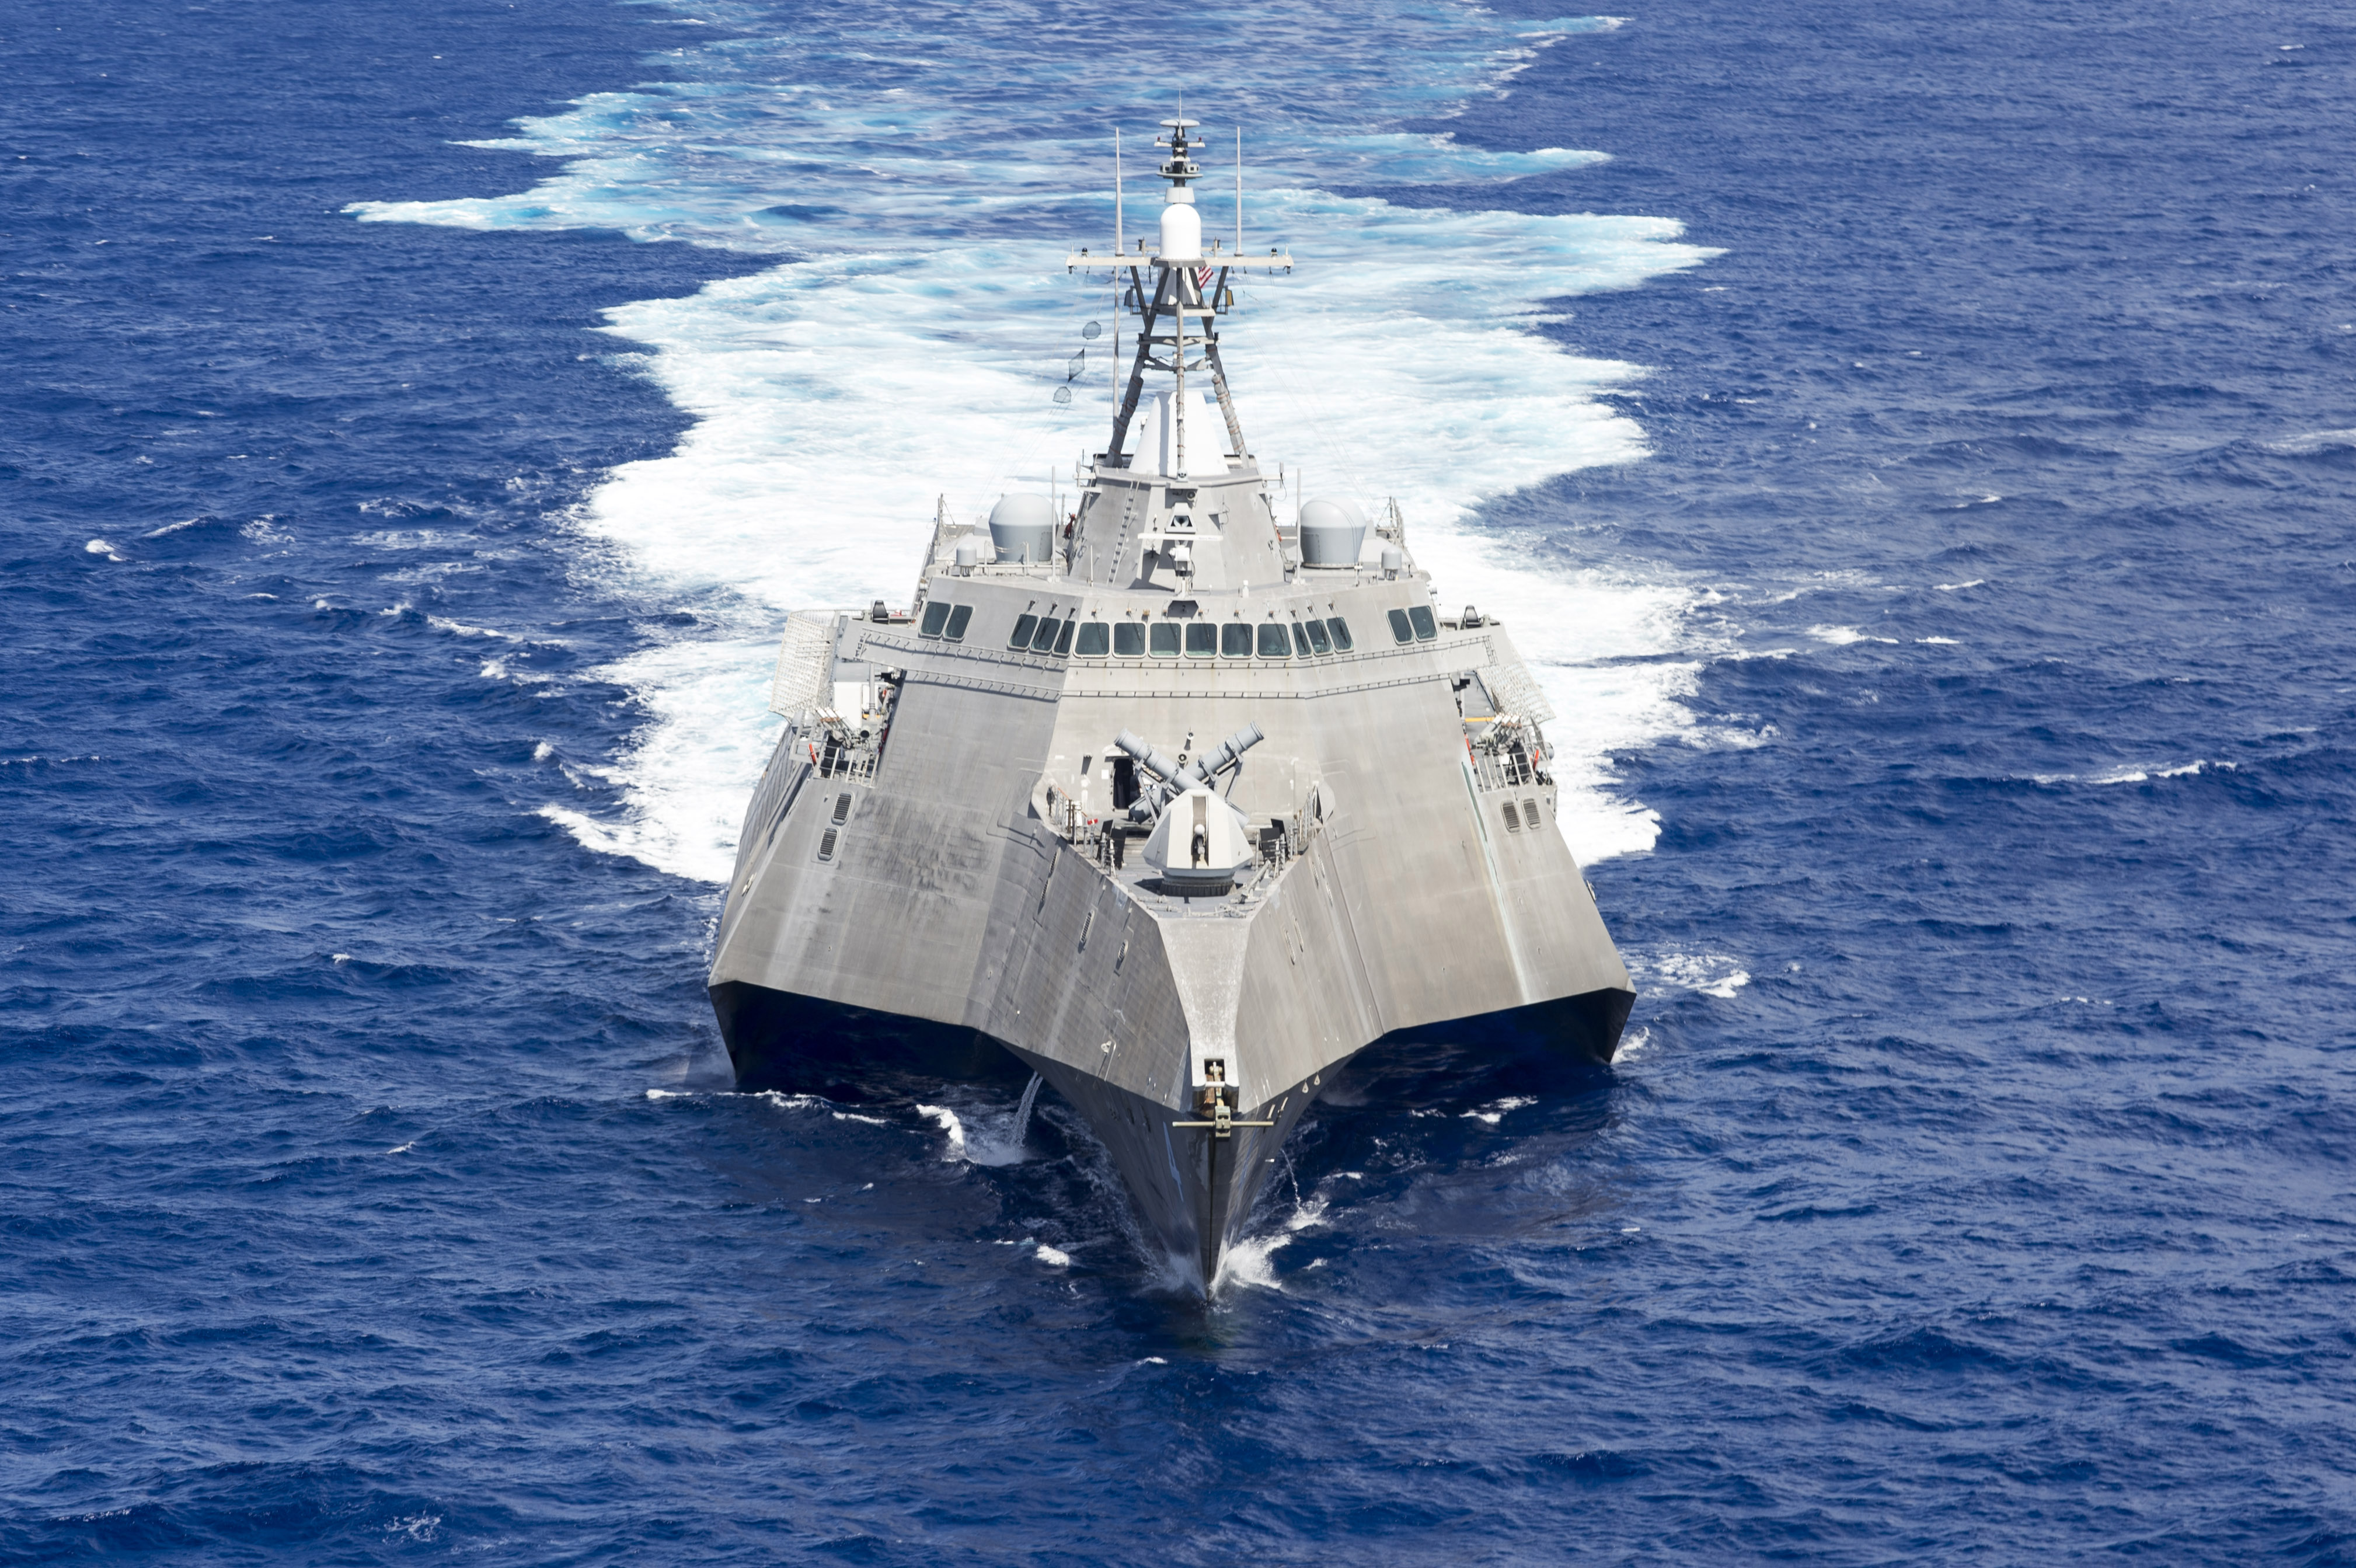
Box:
1196;264;1215;290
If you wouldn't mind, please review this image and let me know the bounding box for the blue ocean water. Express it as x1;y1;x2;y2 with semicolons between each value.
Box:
5;0;2354;1560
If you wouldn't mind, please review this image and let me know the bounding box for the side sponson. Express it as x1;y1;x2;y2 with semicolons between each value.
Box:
709;678;1060;1036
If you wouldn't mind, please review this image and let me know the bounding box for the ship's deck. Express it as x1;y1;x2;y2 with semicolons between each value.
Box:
1056;816;1301;920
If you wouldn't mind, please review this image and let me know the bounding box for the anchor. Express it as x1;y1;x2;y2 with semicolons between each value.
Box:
1170;1060;1275;1138
1170;1060;1276;1287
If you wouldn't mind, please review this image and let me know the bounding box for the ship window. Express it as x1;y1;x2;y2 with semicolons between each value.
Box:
1221;622;1254;657
832;793;852;824
1301;618;1332;656
1257;623;1291;658
1410;605;1438;641
1525;797;1540;825
1151;622;1182;657
1075;622;1110;657
1053;619;1075;656
1031;615;1064;653
943;604;973;641
1186;622;1218;657
1114;622;1146;657
1008;612;1038;650
817;828;838;861
1502;801;1521;832
1326;616;1354;652
1388;608;1414;644
919;601;951;637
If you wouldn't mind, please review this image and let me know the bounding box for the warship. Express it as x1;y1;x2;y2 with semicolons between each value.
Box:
709;116;1634;1288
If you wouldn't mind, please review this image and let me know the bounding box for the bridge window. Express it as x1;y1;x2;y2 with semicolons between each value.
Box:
1075;622;1110;657
943;604;973;641
1186;622;1218;657
1257;623;1291;658
1114;622;1146;657
1409;605;1438;641
1053;619;1075;656
832;793;852;824
919;601;951;637
1501;801;1521;832
1388;608;1413;644
1326;616;1354;651
1030;616;1064;653
1300;618;1332;655
1525;797;1540;825
1221;622;1254;657
1152;622;1183;657
1008;612;1038;650
817;828;838;861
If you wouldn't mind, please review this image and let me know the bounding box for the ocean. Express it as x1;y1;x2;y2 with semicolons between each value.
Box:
4;0;2353;1559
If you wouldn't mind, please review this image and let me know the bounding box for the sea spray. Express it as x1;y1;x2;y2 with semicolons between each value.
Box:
1011;1072;1044;1151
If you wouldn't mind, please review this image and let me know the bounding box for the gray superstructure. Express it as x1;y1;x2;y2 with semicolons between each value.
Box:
708;117;1634;1289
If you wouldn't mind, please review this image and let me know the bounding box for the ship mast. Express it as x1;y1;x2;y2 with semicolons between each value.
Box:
1069;116;1291;473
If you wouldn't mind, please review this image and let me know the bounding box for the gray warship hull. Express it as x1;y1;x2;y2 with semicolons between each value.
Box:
707;113;1633;1288
708;576;1632;1286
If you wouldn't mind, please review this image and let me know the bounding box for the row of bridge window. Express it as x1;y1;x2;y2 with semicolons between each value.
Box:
915;599;1451;660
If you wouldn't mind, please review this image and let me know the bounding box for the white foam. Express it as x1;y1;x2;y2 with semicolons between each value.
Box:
427;615;515;640
2027;759;2233;786
1214;1194;1332;1294
916;1097;1032;1166
1215;1231;1294;1292
354;2;1716;879
1462;1095;1538;1124
1643;951;1751;999
1035;1244;1071;1267
2264;428;2356;454
85;539;122;561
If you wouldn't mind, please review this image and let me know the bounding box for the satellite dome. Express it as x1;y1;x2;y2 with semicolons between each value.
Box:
988;494;1058;565
1159;201;1203;263
1297;497;1369;566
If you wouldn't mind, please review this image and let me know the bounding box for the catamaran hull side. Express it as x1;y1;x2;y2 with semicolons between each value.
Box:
709;981;1028;1099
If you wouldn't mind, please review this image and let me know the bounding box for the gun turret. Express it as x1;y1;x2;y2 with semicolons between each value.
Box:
1114;722;1264;822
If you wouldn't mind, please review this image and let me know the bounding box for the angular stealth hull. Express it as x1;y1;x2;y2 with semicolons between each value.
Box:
709;588;1632;1286
707;113;1633;1289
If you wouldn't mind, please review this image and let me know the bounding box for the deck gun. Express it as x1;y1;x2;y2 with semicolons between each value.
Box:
1113;722;1264;823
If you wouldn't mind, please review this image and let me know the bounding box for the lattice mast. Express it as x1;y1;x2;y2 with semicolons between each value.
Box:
1068;117;1292;477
